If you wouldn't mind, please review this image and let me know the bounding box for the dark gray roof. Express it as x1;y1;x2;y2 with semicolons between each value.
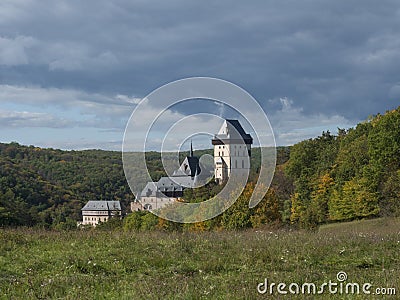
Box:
139;144;205;198
173;156;201;177
157;177;183;192
140;182;157;197
82;201;121;211
226;119;251;138
140;177;185;197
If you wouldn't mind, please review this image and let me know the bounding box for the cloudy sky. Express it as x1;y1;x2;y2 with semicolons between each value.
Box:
1;0;399;150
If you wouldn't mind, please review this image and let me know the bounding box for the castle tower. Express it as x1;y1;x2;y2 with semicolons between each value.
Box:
211;119;253;184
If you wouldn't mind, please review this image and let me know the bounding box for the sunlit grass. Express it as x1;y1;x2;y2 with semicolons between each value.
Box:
0;219;399;299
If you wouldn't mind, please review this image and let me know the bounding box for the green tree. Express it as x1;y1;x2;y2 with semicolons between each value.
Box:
140;212;159;231
329;177;379;221
220;184;253;230
381;170;400;217
123;211;145;231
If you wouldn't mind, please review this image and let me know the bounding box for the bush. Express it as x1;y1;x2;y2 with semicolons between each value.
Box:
123;211;145;231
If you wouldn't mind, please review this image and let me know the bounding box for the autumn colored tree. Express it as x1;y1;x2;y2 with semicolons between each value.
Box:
329;177;379;221
250;187;281;228
309;172;334;225
220;188;252;230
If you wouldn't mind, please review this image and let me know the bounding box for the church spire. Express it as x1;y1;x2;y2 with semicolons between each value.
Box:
190;140;193;157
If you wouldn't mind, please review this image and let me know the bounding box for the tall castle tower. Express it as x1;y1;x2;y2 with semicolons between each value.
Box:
212;119;253;184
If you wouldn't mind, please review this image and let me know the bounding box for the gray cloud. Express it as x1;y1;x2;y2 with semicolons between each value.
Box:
0;0;399;148
0;35;36;66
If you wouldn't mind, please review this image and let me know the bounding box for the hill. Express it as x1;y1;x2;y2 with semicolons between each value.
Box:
0;145;136;228
0;142;290;228
285;107;400;228
1;105;400;229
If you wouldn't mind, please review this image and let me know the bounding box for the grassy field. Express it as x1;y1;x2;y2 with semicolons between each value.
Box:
0;218;399;299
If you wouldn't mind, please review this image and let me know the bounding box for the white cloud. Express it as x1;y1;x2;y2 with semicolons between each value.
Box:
0;84;138;129
269;97;357;145
115;94;142;105
0;110;72;128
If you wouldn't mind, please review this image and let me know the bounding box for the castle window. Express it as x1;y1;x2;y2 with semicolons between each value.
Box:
235;160;237;168
222;151;224;156
242;160;244;168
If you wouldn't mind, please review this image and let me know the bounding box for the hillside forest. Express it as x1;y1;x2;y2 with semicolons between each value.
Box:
0;107;400;230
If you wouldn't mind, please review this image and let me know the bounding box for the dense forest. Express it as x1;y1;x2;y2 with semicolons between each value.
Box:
0;146;136;228
285;107;400;228
1;106;400;230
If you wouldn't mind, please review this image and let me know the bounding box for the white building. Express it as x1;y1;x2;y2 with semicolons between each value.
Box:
80;200;121;226
212;119;253;184
133;181;179;211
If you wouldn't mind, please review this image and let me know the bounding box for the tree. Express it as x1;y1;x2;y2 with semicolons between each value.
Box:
140;212;159;231
220;184;253;230
309;173;334;225
368;108;400;174
329;177;379;221
381;170;400;217
328;187;353;221
250;188;281;228
123;211;145;231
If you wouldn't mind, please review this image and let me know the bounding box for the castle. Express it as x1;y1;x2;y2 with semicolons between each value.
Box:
131;119;252;211
212;119;253;183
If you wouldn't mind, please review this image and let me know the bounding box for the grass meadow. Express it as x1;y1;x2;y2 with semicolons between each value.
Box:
0;218;399;299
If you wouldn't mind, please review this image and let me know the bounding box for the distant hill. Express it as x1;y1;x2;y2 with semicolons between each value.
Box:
0;141;289;228
0;145;136;227
2;106;399;229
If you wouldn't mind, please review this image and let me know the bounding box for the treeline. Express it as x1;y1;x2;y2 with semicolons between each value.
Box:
0;141;289;229
123;149;292;232
0;145;139;228
1;106;399;230
124;106;400;231
120;182;283;232
285;107;400;228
